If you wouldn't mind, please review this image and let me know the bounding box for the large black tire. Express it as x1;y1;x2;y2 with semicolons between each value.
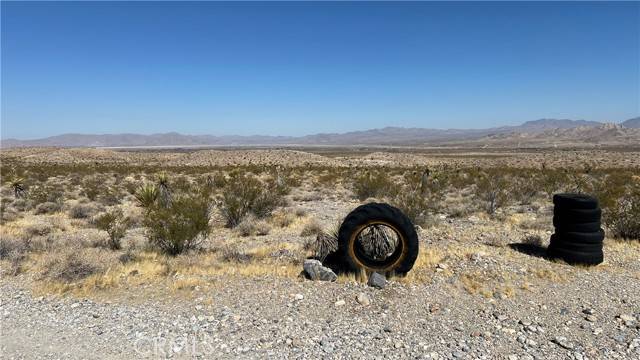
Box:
549;235;603;252
547;245;603;265
337;203;419;276
553;193;599;210
553;229;605;245
553;219;601;233
553;208;602;223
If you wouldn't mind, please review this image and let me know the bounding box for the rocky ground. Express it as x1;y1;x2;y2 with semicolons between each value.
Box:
2;213;639;359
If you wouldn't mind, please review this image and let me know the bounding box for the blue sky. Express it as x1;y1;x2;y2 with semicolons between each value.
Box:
1;1;639;139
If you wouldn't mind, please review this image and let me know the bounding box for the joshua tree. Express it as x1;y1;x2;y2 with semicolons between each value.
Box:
10;177;26;199
156;172;172;206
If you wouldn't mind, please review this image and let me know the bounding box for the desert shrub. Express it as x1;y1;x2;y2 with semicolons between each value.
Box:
0;236;23;260
540;170;566;199
29;183;64;207
23;221;53;238
34;201;61;215
0;236;28;275
604;186;640;240
218;173;286;227
391;190;430;226
352;169;394;201
94;209;131;250
143;193;212;255
81;177;102;201
272;211;296;228
208;172;228;188
68;202;101;219
300;219;323;237
39;250;98;282
475;171;509;214
512;174;540;205
236;216;271;237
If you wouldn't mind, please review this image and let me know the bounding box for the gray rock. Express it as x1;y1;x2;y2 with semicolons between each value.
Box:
552;336;574;350
303;259;337;282
368;272;387;289
356;293;371;306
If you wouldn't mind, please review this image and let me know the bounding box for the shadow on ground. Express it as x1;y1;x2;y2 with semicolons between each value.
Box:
508;243;549;259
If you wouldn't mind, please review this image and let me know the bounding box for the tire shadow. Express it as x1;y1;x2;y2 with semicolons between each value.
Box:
508;243;549;259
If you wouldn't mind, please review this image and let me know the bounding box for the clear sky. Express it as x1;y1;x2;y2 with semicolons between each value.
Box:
1;1;639;139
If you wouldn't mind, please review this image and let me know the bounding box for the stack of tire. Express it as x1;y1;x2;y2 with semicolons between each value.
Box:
548;193;604;265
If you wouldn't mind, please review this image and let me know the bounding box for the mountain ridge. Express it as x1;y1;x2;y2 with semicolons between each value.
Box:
2;118;638;148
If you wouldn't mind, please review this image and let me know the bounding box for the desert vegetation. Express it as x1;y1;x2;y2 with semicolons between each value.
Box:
0;148;638;299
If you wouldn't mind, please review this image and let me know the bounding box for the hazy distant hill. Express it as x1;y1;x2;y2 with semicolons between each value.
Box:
2;118;639;148
622;117;640;128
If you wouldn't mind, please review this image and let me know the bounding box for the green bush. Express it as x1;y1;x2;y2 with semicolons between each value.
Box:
604;185;640;241
95;209;131;250
475;171;509;214
218;173;285;227
143;193;212;255
352;169;394;201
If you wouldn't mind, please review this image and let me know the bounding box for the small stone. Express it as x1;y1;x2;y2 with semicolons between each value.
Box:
429;303;441;313
585;315;597;322
613;334;626;343
617;314;636;326
356;293;371;306
582;308;595;315
552;336;574;350
508;355;518;360
502;328;516;335
592;328;603;335
334;300;345;307
70;303;81;309
394;341;403;349
294;294;304;301
303;259;337;282
367;272;387;289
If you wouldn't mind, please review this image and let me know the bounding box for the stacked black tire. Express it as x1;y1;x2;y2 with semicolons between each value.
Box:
548;193;604;265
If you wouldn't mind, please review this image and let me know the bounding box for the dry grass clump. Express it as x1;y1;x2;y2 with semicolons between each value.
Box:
37;249;110;282
235;215;271;237
300;218;323;237
271;211;297;228
68;201;102;219
34;201;61;215
221;245;253;263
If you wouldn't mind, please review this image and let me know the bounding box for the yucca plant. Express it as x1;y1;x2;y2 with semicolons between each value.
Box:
10;177;26;199
134;184;158;209
156;172;172;206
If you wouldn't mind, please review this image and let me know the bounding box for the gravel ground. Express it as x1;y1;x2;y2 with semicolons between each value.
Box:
2;250;639;359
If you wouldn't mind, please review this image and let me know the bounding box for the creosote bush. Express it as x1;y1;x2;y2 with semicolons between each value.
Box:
94;209;131;250
604;185;640;241
143;192;212;255
352;169;394;201
218;173;286;228
475;171;509;215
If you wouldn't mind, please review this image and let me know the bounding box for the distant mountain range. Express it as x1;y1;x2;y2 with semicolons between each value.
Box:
2;117;639;148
